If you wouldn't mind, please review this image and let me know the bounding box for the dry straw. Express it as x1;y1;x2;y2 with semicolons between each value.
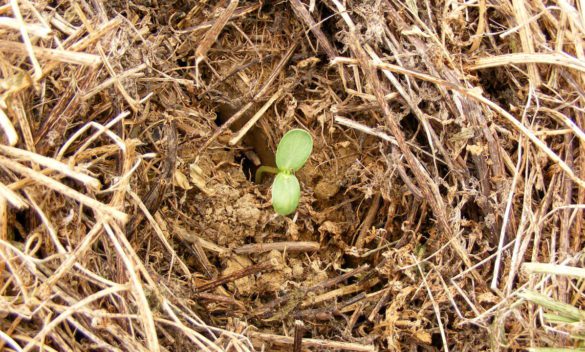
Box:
1;0;584;351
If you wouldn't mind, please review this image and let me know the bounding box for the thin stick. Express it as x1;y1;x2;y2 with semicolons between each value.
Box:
0;108;18;146
293;320;305;352
234;241;320;255
0;329;23;352
540;107;585;143
334;115;397;145
468;53;585;74
174;3;260;34
522;262;585;279
82;63;147;101
247;330;375;352
0;16;50;37
10;0;42;79
194;0;239;85
0;181;28;209
355;194;380;248
194;0;239;62
492;135;524;290
194;261;274;293
0;198;6;242
300;278;380;309
229;87;284;145
336;115;446;168
0;40;101;66
469;0;486;52
289;0;338;59
415;257;449;352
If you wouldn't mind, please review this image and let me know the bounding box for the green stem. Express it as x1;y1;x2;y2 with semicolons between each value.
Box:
255;166;279;184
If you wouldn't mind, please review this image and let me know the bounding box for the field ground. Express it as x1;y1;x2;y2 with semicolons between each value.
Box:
1;1;584;351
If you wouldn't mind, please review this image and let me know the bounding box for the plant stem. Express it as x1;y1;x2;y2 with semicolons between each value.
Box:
255;165;279;183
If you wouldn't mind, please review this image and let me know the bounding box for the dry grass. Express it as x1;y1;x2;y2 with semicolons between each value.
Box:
0;0;584;351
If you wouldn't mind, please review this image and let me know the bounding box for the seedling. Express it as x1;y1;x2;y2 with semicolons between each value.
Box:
255;129;313;216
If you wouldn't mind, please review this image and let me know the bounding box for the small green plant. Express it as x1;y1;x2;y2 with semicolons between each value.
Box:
255;129;313;216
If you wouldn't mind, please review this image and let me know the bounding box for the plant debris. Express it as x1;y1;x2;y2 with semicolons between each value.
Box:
1;0;584;351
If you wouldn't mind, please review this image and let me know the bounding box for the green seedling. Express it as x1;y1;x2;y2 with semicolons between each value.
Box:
255;129;313;216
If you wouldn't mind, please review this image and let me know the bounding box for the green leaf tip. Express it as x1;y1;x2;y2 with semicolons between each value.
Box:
271;173;300;215
275;129;313;172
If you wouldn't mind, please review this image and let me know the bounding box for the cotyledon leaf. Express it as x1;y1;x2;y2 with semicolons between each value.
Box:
271;173;300;215
275;129;313;172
